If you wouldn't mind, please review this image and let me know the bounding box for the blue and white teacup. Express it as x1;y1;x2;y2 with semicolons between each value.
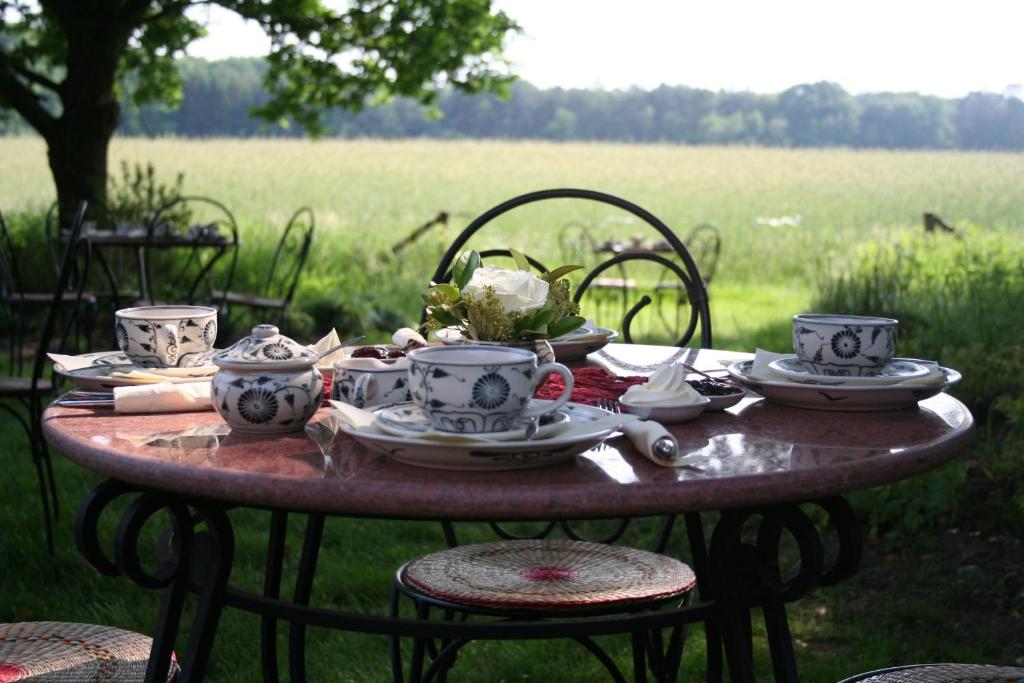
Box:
406;345;574;433
792;314;898;376
331;356;412;408
115;305;217;368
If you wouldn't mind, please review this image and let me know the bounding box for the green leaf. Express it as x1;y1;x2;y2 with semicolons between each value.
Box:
427;306;463;327
541;265;584;283
533;309;558;326
428;283;462;302
509;247;530;271
452;250;481;290
547;315;586;339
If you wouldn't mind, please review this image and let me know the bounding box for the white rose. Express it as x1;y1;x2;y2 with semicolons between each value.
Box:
462;266;550;313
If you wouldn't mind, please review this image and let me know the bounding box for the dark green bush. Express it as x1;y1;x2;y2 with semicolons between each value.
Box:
813;228;1024;536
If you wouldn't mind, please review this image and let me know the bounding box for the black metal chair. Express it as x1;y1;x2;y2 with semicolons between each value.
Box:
211;206;313;328
428;188;711;347
395;189;715;681
142;195;241;308
838;663;1024;682
0;201;92;552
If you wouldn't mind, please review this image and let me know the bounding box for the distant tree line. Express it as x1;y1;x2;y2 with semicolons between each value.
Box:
4;57;1022;150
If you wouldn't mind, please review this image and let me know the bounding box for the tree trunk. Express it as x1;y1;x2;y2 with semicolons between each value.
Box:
45;2;128;219
46;105;117;216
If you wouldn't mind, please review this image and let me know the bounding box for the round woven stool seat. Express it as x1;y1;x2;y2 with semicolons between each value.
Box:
401;539;696;611
839;663;1024;683
0;622;176;682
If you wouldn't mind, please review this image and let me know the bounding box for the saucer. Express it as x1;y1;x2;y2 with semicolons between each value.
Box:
54;350;219;391
375;402;570;441
727;360;961;411
768;356;931;385
342;402;617;470
434;327;617;362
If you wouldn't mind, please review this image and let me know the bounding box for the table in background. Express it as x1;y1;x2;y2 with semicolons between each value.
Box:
42;346;974;683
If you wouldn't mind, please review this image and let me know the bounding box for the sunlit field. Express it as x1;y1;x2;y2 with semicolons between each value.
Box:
2;136;1022;349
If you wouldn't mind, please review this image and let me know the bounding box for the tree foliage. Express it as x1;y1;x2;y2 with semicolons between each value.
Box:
0;0;517;207
65;63;1024;151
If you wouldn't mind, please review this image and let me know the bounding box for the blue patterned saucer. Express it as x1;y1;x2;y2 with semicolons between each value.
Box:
376;402;570;442
768;356;931;386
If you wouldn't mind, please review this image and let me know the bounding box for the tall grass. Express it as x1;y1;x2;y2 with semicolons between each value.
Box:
5;137;1022;350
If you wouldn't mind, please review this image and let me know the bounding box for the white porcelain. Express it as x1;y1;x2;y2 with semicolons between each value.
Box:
331;356;411;408
769;356;930;385
211;324;323;433
434;327;618;361
618;395;709;423
116;305;218;368
375;402;570;441
726;360;960;411
700;387;746;411
792;314;898;376
53;350;218;391
406;345;574;434
341;402;616;470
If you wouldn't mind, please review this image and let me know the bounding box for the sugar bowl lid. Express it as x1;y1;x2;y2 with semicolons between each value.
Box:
213;324;319;370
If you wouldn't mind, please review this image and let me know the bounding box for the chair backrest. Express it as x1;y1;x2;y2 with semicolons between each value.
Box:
429;189;712;348
684;223;721;285
0;208;19;300
146;195;240;305
32;201;92;386
266;207;315;307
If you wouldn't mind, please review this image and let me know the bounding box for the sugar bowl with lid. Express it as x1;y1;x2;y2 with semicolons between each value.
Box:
212;324;323;433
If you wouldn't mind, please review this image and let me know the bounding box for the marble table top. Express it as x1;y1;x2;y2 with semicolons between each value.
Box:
42;346;974;520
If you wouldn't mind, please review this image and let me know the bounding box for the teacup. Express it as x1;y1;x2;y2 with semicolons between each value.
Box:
331;356;412;408
406;345;574;433
792;314;898;376
115;305;217;368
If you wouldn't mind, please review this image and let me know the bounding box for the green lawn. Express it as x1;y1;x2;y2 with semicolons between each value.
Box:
1;137;1023;680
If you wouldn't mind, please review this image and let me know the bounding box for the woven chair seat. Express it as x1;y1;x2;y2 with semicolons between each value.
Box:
401;539;696;611
840;663;1024;682
0;622;177;682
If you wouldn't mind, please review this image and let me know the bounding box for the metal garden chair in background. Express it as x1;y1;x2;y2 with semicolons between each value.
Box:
0;201;92;552
211;206;314;329
395;188;713;681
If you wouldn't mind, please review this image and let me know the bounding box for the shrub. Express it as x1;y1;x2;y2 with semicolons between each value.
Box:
813;228;1024;536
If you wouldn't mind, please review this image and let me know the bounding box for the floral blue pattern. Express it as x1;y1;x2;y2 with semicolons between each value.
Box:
830;329;861;359
237;388;279;423
471;372;510;409
261;342;294;361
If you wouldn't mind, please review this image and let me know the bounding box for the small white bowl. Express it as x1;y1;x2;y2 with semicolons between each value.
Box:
702;388;746;411
617;395;710;423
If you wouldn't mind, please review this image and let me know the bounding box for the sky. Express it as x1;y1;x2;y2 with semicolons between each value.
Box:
186;0;1024;98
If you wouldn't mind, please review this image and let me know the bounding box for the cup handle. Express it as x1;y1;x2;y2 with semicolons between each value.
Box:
161;323;179;366
521;362;574;418
353;374;375;409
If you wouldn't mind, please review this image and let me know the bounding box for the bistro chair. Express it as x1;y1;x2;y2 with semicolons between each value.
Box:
0;621;178;681
395;189;714;680
427;188;711;347
142;195;240;307
211;206;314;329
838;663;1024;682
0;201;92;552
1;208;97;374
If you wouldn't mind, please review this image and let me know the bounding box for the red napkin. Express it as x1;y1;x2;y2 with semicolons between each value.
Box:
534;367;646;406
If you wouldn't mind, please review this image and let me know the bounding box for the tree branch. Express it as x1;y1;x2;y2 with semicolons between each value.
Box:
10;62;60;93
0;66;57;137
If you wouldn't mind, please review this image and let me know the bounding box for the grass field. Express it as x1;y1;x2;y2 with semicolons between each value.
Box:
2;137;1023;681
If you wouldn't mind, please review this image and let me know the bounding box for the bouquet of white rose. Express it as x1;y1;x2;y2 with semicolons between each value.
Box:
422;249;586;343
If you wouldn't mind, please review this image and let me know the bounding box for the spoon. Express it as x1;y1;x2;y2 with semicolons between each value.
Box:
316;335;366;360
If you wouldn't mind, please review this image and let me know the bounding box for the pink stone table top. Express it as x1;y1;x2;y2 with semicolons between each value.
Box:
42;346;974;520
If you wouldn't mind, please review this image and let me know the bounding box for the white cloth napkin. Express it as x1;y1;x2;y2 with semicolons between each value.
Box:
749;348;947;386
308;329;345;370
114;382;212;413
48;353;100;371
330;400;680;465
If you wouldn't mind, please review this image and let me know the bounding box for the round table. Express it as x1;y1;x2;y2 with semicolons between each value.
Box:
42;345;975;683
